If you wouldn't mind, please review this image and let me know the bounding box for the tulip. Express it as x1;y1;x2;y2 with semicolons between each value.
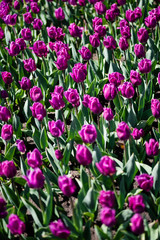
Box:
1;160;16;178
55;149;63;160
78;46;92;61
16;140;26;153
108;72;124;86
30;102;46;121
7;214;25;235
49;93;65;110
64;88;80;107
94;2;106;15
117;121;130;140
100;207;116;227
92;17;103;29
30;86;43;102
1;124;13;141
145;15;157;28
0;197;8;218
54;55;68;70
58;175;77;197
89;34;100;48
31;40;49;58
105;9;116;22
103;36;117;50
130;214;144;235
0;106;11;122
128;195;145;213
88;97;103;114
96;156;116;176
15;38;26;51
103;108;114;121
118;82;135;99
1;71;13;84
21;28;32;41
48;120;65;137
33;18;43;30
103;83;117;100
98;190;115;208
78;124;97;144
131;128;144;140
119;37;129;51
27;148;43;168
49;219;70;239
19;77;31;90
23;58;36;72
55;7;65;21
151;99;160;119
134;44;145;59
137;28;149;43
130;70;142;86
76;144;93;166
30;2;40;14
145;138;159;156
23;12;33;24
135;174;153;192
23;168;45;189
138;58;152;74
70;63;87;83
68;23;83;38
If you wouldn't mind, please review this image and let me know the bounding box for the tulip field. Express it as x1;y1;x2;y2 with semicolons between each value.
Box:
0;0;160;239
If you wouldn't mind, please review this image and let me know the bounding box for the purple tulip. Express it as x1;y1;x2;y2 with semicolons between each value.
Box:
27;148;43;168
23;168;45;189
30;102;46;121
149;7;160;21
14;1;20;10
126;9;136;22
92;17;103;29
137;28;149;43
70;63;87;83
151;99;160;119
31;40;49;58
19;77;31;90
117;0;126;5
33;18;43;30
3;14;17;25
50;41;69;53
103;108;114;121
88;97;103;114
135;174;153;192
94;25;106;37
7;214;25;235
64;88;80;107
94;2;106;15
30;86;43;102
68;0;77;5
78;0;86;6
145;138;159;156
128;195;145;213
1;71;13;84
134;7;142;20
1;124;13;141
158;72;160;84
82;94;91;108
0;27;4;40
120;26;131;39
138;58;152;74
118;82;135;99
56;47;70;60
96;156;116;176
0;197;7;218
117;121;130;141
89;33;100;48
21;28;32;41
0;90;8;99
30;2;40;13
103;36;117;50
55;7;65;20
111;3;120;16
78;46;92;61
103;83;117;100
0;2;10;19
55;149;63;160
69;23;83;38
53;85;64;97
76;144;93;166
1;160;16;178
119;19;129;28
58;175;77;197
47;26;57;39
108;72;124;86
23;58;36;72
130;70;142;86
15;38;26;51
98;190;115;208
49;93;65;110
23;12;33;24
119;37;129;51
5;41;20;56
145;15;157;28
16;139;26;153
78;124;97;144
100;207;116;227
48;120;65;137
130;214;144;235
105;9;116;22
55;55;68;70
131;128;144;140
134;44;145;59
49;219;70;239
0;106;11;122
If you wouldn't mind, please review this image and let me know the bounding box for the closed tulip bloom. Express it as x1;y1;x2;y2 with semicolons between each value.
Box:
70;63;87;83
55;55;68;70
111;3;120;16
0;106;11;122
96;156;116;176
105;9;116;22
23;168;45;189
88;0;97;4
103;108;114;121
27;148;43;168
55;27;65;41
92;17;103;29
126;9;136;22
119;19;129;28
64;88;80;107
30;102;46;121
76;144;92;166
137;28;149;43
82;94;91;108
49;219;70;239
145;138;159;156
108;72;124;86
31;40;48;58
78;0;86;6
3;14;17;25
119;37;129;51
120;26;131;39
55;7;65;20
0;2;10;19
99;190;115;208
7;214;25;235
88;97;103;114
100;207;116;227
135;174;153;192
158;72;160;84
78;46;92;61
128;195;145;213
55;149;63;160
117;0;126;5
151;99;160;118
21;28;32;41
33;18;43;30
0;197;7;218
56;48;70;60
94;25;106;37
117;121;130;140
49;93;65;110
0;90;8;99
130;70;142;86
89;33;100;48
0;27;4;40
103;83;117;100
1;71;13;84
51;41;69;53
30;86;43;102
15;38;26;51
149;7;160;21
138;58;152;73
5;41;20;56
131;128;144;140
19;77;31;90
23;12;33;24
47;26;57;39
130;214;144;235
23;58;36;72
145;15;157;28
94;2;106;15
134;7;142;20
118;82;135;99
1;124;13;141
134;44;145;59
48;120;65;137
103;36;117;50
69;23;83;38
14;0;20;10
53;85;64;97
58;175;77;197
16;139;26;153
68;0;77;5
2;160;16;178
79;124;97;143
30;2;40;13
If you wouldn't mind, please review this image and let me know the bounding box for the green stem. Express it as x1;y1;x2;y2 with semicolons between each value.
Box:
12;179;19;197
124;140;127;165
38;189;44;212
57;138;60;150
110;176;120;208
62;111;68;135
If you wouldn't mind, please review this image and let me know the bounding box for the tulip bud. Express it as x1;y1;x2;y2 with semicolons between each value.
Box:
151;99;160;119
96;156;116;176
7;214;25;235
145;138;159;156
78;124;97;143
58;175;77;197
76;144;92;166
49;219;70;239
48;120;65;137
100;207;116;227
130;214;144;235
117;121;130;140
128;195;145;213
135;174;153;192
23;168;45;189
27;148;43;168
98;190;115;208
1;124;13;141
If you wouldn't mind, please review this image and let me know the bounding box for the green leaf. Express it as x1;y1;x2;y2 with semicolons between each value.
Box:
124;154;136;189
60;213;79;234
40;127;48;150
12;114;22;138
116;209;133;225
82;188;99;213
43;175;53;226
80;166;90;194
24;98;32;119
4;145;16;160
152;162;160;196
2;184;19;208
32;126;41;150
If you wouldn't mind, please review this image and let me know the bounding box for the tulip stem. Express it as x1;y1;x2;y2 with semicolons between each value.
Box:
145;73;148;85
124;140;127;165
110;176;120;209
57;138;60;150
62;111;68;135
12;179;19;197
38;189;44;212
4;141;7;155
81;82;85;95
97;116;100;129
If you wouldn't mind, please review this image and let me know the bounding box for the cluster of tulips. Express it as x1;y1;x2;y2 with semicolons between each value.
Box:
0;0;160;239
